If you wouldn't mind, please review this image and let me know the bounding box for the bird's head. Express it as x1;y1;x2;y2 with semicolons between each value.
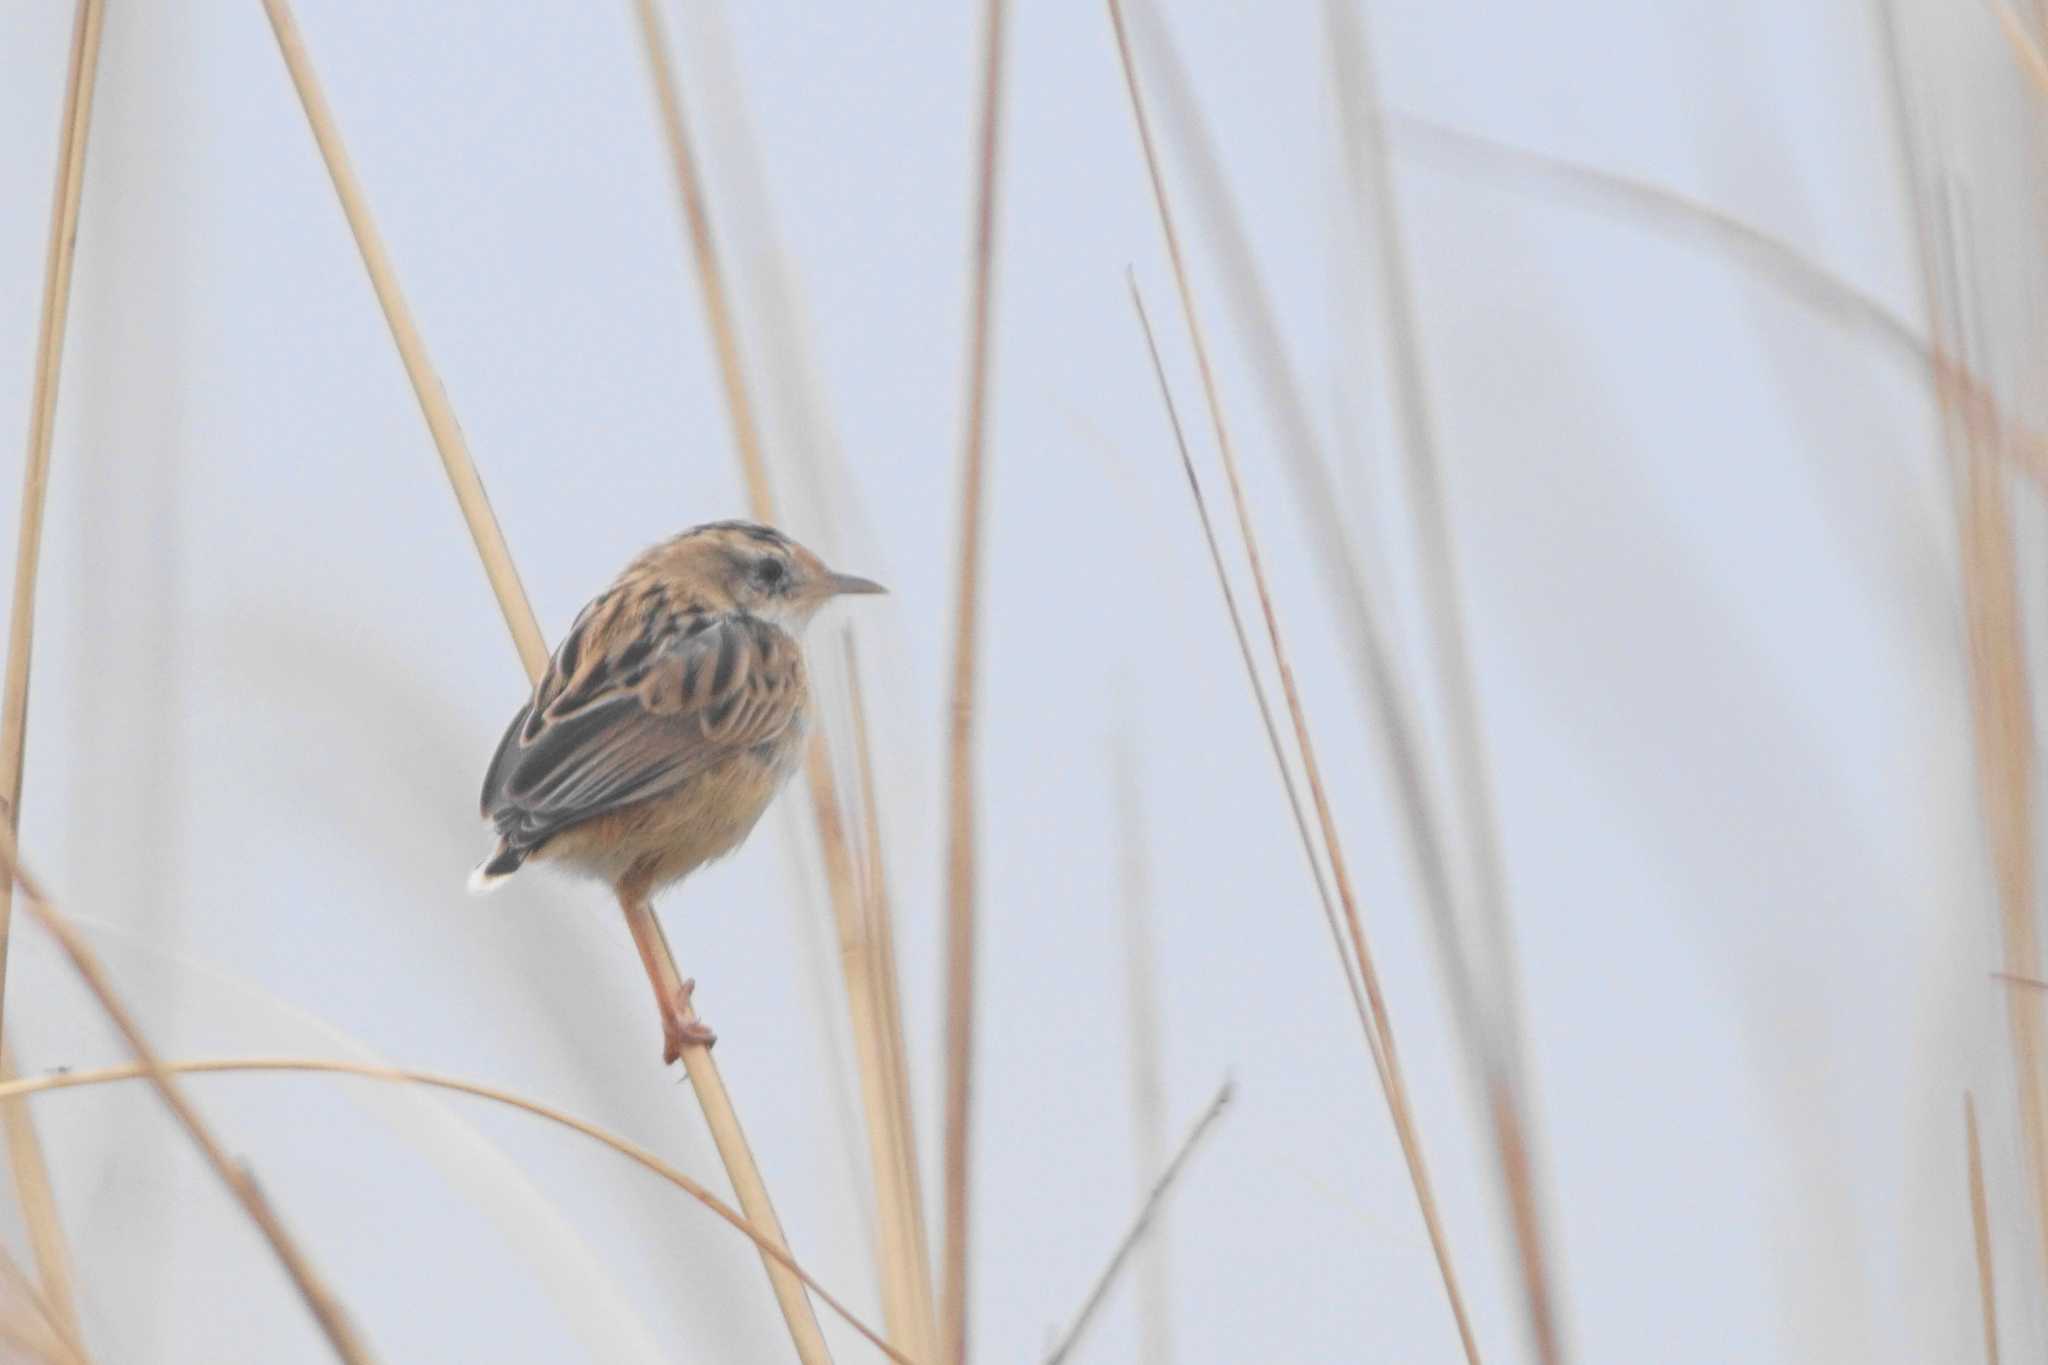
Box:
666;520;886;628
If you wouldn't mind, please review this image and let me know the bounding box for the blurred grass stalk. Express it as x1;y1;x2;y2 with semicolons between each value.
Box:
0;0;105;1354
630;3;937;1356
1412;45;2048;1340
1112;743;1173;1365
1991;3;2048;91
1938;241;2048;1315
941;3;1010;1362
0;1238;86;1365
1319;2;1562;1353
0;1057;913;1364
1;1047;83;1364
1968;1094;2002;1365
1390;117;2048;490
1111;0;1586;1354
1886;0;2048;1316
1110;1;1494;1358
1123;267;1373;1046
1124;262;1480;1361
254;1;834;1358
0;837;373;1363
846;637;937;1353
1043;1082;1231;1365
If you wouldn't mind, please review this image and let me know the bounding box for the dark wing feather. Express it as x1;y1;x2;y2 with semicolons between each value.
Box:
479;609;804;853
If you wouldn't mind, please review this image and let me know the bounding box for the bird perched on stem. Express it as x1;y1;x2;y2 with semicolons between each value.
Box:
472;520;885;1062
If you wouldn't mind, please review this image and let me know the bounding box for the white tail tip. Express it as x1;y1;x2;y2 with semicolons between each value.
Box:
467;863;510;895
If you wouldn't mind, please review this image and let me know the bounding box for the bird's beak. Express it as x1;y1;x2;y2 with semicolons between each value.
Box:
824;571;888;597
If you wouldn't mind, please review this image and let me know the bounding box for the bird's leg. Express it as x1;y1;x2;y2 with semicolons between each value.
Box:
617;889;717;1063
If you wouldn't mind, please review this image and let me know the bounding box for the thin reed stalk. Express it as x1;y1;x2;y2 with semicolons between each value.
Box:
0;0;106;1041
1108;11;1481;1359
255;4;829;1357
1992;2;2048;92
0;838;372;1363
1953;361;2048;1304
1323;5;1560;1353
1910;130;2048;1308
0;1242;84;1365
0;1058;914;1365
1115;7;1503;1203
806;730;926;1349
630;6;936;1351
0;1048;83;1361
1110;741;1172;1365
255;0;547;675
1389;117;2048;491
1881;0;2048;1304
0;3;107;1344
1043;1082;1232;1365
1127;274;1371;1047
629;0;772;515
941;4;1010;1359
1967;1094;2001;1365
847;637;937;1359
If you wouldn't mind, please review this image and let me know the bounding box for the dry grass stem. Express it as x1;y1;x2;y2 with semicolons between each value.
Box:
1323;8;1560;1353
1992;1;2048;94
1114;3;1473;1041
1921;184;2048;1303
941;2;1009;1360
1118;27;1517;1280
808;728;928;1354
630;0;773;515
662;1020;832;1361
1109;10;1481;1359
1392;117;1923;356
0;0;106;1038
0;1047;82;1360
257;3;831;1355
1956;376;2048;1299
0;1242;84;1365
630;10;935;1349
0;3;108;1344
847;637;938;1358
256;0;547;677
1127;274;1371;1045
1043;1082;1232;1365
1967;1094;2001;1365
630;2;937;1342
1390;117;2048;491
846;642;923;1251
0;1058;915;1365
0;839;373;1363
1110;740;1172;1365
1876;5;2048;1298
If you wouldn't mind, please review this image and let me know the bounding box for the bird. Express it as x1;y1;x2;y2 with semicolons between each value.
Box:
471;519;885;1063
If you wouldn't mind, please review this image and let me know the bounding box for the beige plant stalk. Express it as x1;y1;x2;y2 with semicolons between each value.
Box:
1108;5;1482;1359
0;2;108;1353
0;836;373;1363
254;2;832;1358
940;3;1010;1361
628;4;936;1355
0;1057;915;1364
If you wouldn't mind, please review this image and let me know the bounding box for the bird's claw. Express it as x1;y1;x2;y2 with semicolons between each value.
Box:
661;977;718;1063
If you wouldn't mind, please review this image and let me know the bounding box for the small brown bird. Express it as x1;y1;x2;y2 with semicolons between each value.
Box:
471;520;884;1062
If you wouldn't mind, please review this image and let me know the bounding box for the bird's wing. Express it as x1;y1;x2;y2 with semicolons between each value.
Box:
479;608;804;851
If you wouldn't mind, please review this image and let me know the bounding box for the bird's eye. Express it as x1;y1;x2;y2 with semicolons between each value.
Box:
753;558;789;591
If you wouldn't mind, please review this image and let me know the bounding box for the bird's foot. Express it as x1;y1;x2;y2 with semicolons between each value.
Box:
661;977;718;1063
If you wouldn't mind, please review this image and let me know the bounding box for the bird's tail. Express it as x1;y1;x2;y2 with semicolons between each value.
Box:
467;841;528;895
